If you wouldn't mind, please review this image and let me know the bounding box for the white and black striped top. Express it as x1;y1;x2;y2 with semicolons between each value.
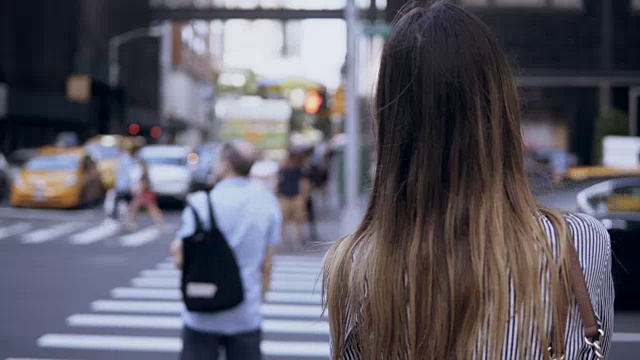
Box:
338;213;614;359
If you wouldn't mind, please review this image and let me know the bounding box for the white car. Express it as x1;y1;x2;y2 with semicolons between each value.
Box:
133;145;193;203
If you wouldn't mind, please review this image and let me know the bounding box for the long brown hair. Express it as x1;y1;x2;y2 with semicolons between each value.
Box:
323;2;571;359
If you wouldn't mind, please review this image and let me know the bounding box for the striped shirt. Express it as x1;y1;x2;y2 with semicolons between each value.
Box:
339;213;614;359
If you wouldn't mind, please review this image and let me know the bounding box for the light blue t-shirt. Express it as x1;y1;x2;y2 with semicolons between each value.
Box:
176;177;282;335
114;153;133;192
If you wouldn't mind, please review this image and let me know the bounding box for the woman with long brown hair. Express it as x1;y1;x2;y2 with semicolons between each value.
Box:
323;2;614;359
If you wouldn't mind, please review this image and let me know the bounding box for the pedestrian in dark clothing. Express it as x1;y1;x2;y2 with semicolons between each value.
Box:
278;150;310;250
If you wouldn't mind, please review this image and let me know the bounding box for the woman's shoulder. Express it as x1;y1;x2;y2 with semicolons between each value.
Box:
540;212;611;267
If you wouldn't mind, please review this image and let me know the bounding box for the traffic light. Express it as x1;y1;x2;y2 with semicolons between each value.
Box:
304;89;328;115
128;123;140;136
150;126;163;139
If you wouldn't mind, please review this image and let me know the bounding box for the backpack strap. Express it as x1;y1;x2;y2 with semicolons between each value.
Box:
206;191;218;230
186;193;205;234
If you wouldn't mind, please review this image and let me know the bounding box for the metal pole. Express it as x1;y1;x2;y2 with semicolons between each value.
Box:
108;39;120;88
341;0;362;236
108;28;162;88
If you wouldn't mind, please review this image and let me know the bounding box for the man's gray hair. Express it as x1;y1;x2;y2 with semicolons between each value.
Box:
220;140;256;177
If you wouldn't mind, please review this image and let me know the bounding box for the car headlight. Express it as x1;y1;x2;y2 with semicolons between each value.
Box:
65;176;78;186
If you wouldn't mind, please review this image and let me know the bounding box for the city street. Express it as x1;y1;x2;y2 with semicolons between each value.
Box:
0;186;639;359
0;200;336;360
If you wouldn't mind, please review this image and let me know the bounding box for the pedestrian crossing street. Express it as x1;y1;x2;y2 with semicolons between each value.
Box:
0;218;174;247
7;255;330;360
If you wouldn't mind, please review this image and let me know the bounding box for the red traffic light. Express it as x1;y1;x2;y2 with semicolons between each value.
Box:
151;126;163;139
305;90;323;114
128;123;140;136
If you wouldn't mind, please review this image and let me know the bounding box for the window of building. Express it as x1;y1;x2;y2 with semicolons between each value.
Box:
633;0;640;10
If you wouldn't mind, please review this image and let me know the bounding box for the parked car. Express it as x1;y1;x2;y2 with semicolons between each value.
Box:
11;147;105;209
189;142;220;192
577;177;640;309
0;153;10;199
133;145;193;204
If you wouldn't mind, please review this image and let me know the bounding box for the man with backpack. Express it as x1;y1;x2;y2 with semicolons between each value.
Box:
171;139;282;360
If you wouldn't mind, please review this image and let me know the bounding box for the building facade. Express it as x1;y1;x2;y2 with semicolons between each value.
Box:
0;0;161;155
163;21;216;145
388;0;640;165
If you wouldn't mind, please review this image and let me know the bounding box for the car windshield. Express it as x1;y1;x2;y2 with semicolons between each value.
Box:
87;145;119;160
26;155;80;171
141;156;187;167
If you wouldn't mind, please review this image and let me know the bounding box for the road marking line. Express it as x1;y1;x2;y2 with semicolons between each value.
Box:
66;314;329;334
131;277;178;288
70;221;121;245
274;259;324;267
21;223;84;244
140;269;179;277
262;319;329;335
270;279;321;292
140;269;319;283
120;227;159;247
156;263;176;270
110;287;322;304
37;334;329;356
262;303;326;318
265;291;322;304
262;340;330;357
37;334;181;352
111;288;180;300
91;300;326;318
0;223;33;240
274;255;324;261
91;300;182;314
130;277;321;292
67;314;180;330
272;266;321;274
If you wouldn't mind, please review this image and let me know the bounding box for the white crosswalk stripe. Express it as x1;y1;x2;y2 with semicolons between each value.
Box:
0;219;176;247
91;299;327;318
70;221;121;245
21;223;84;244
67;314;329;334
37;334;330;357
17;254;331;359
119;226;160;247
0;223;33;240
111;287;323;304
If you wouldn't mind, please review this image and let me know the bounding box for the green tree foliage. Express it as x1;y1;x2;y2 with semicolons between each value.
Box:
594;108;629;163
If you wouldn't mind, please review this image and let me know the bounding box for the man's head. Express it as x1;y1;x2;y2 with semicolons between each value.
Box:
213;139;257;180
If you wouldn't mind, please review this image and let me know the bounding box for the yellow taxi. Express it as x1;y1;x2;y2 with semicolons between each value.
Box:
85;135;123;189
11;147;105;209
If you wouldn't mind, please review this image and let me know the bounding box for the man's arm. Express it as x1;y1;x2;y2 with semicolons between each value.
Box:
171;204;197;271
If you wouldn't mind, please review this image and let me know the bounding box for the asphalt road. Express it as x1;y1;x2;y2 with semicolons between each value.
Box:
0;184;639;360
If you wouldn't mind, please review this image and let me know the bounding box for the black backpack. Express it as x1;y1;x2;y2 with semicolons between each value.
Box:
181;194;244;313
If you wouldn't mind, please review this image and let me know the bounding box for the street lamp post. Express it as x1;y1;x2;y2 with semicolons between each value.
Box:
108;26;166;137
108;27;164;88
340;0;363;236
